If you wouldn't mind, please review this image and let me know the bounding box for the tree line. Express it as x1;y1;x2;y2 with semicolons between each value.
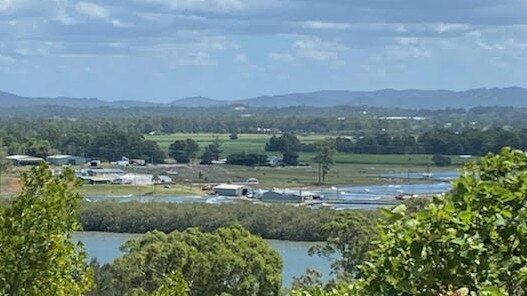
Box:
269;127;527;156
0;122;166;162
79;201;358;241
5;105;527;139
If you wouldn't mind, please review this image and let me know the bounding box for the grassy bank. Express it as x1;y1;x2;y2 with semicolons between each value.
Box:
79;184;204;196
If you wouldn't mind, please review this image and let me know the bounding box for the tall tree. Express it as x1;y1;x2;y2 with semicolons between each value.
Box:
200;137;223;165
309;211;376;276
99;226;282;296
313;139;336;184
169;139;199;164
282;150;299;166
0;164;93;295
0;139;9;195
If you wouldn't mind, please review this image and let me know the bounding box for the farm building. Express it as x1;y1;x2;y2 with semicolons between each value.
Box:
6;155;45;166
156;175;173;184
77;168;125;184
113;174;173;185
261;189;320;203
116;157;130;166
47;155;86;166
130;159;147;166
114;173;154;185
213;184;250;197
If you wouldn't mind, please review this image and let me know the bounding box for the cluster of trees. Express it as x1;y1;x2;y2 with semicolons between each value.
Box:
168;138;223;164
0;122;166;162
79;201;344;241
226;153;269;166
335;134;420;154
266;134;316;153
168;139;199;163
90;226;282;296
332;127;527;156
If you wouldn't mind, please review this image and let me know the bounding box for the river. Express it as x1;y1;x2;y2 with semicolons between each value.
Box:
73;231;333;287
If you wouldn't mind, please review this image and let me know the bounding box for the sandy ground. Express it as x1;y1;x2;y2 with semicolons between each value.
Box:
7;178;21;193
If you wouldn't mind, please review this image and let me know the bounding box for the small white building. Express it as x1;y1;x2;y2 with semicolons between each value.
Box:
116;157;130;166
156;175;173;184
113;173;154;185
213;184;250;197
211;158;227;164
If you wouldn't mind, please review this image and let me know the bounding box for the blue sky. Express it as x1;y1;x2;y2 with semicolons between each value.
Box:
1;0;526;102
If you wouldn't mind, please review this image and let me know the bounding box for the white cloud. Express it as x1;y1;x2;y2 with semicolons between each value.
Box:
301;21;351;30
235;53;247;62
138;0;246;13
268;52;294;62
395;24;408;33
292;37;346;62
435;22;471;34
476;38;527;52
0;0;14;12
74;2;132;28
384;38;431;60
75;2;109;20
173;51;215;66
196;36;236;51
0;54;16;64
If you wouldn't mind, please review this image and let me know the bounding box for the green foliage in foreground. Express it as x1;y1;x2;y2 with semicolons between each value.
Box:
0;165;93;295
309;211;377;276
295;148;527;295
79;202;380;241
90;225;282;296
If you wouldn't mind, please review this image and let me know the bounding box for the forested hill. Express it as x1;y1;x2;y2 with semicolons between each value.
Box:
1;87;527;109
239;87;527;109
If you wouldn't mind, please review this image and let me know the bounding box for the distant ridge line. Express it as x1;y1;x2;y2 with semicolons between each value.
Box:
1;87;526;109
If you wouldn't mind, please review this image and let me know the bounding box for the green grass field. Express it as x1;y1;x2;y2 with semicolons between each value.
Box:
147;133;326;156
224;163;457;188
79;184;204;196
143;133;471;187
147;133;472;166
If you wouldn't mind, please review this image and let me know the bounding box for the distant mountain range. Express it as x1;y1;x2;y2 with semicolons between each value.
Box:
2;87;527;109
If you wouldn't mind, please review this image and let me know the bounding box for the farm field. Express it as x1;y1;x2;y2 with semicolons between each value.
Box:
147;133;473;166
223;163;457;188
0;133;471;197
146;133;321;156
79;184;203;197
146;133;467;188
